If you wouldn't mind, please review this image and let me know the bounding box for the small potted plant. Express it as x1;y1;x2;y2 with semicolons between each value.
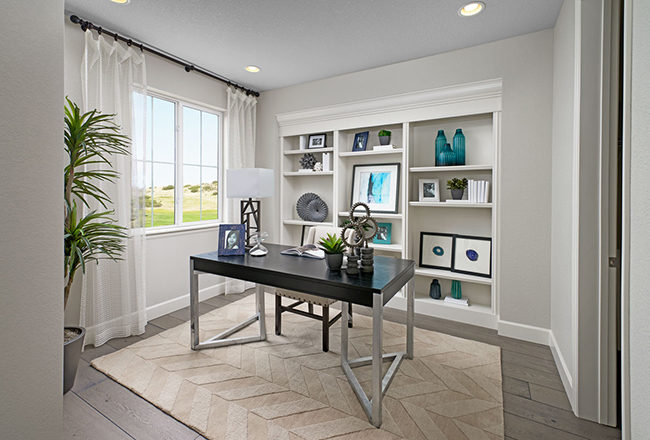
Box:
447;177;468;200
378;130;392;146
318;233;347;271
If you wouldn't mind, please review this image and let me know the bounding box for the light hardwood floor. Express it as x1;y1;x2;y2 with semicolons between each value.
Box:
64;291;622;440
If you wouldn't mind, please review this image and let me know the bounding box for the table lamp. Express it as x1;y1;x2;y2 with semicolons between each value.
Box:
226;168;274;249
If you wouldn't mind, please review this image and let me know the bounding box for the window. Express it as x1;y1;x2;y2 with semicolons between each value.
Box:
139;92;222;228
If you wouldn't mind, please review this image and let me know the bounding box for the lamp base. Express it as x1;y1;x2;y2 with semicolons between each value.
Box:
241;198;261;248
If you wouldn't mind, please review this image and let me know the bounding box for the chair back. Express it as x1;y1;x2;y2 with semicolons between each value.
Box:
305;226;343;245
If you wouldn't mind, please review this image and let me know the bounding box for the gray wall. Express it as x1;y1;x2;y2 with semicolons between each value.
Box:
0;1;64;438
256;30;554;328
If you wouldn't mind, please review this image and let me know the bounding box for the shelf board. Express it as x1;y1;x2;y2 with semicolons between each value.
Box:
368;243;402;252
337;212;403;219
414;267;492;285
283;171;334;177
410;165;493;173
415;296;493;314
284;148;333;156
386;295;496;329
283;219;334;226
339;149;404;157
409;201;492;209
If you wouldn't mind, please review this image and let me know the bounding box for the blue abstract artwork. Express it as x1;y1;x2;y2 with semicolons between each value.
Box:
433;246;444;256
466;249;479;261
359;172;391;204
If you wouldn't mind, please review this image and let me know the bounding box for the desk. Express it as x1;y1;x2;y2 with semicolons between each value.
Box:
189;243;415;427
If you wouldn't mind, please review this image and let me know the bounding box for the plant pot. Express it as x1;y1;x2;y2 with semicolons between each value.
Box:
325;253;344;271
63;326;86;394
451;189;464;200
379;136;391;146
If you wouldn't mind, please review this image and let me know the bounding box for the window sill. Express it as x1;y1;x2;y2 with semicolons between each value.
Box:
145;222;221;238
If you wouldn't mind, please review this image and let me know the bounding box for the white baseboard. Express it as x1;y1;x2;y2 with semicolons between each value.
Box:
549;330;575;409
497;319;551;346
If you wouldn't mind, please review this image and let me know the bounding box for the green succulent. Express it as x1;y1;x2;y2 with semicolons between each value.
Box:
446;177;468;190
378;130;392;137
318;233;347;254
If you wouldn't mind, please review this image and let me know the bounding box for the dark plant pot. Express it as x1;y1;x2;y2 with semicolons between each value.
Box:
63;326;86;394
451;189;464;200
325;253;344;271
379;136;391;145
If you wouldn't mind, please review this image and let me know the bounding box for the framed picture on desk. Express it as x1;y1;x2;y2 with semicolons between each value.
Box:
218;224;246;256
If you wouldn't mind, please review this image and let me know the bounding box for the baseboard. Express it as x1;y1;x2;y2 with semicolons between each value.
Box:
497;319;551;346
549;330;575;409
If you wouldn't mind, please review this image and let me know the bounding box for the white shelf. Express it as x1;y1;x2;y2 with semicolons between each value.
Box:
337;212;403;219
283;219;334;227
386;295;496;329
409;201;492;209
368;243;402;252
283;171;334;177
414;267;492;285
415;296;492;313
410;165;493;173
339;149;404;157
284;148;333;156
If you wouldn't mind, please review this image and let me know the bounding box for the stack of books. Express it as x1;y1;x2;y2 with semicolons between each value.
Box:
468;179;490;203
373;144;397;151
444;296;469;306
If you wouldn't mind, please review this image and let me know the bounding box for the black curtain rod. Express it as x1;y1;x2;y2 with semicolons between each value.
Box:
69;14;259;97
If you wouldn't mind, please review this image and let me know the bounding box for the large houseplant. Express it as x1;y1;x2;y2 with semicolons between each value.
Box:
63;98;130;393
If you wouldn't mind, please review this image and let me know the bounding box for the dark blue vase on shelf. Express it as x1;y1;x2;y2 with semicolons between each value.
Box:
429;279;441;300
438;143;456;166
435;130;447;166
453;128;466;165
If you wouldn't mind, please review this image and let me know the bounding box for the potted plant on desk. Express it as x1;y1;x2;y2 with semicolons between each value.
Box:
318;233;347;271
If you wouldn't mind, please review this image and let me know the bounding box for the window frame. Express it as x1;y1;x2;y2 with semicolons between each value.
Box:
144;87;225;233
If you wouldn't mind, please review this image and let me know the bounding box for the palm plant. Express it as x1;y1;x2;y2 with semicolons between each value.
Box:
64;98;130;309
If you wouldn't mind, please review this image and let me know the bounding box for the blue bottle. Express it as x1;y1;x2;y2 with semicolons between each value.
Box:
438;143;456;166
453;128;466;165
435;130;447;166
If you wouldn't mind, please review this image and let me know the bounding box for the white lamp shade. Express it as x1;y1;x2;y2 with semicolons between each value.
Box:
226;168;275;199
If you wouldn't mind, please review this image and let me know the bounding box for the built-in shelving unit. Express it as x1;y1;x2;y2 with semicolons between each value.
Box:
277;79;502;329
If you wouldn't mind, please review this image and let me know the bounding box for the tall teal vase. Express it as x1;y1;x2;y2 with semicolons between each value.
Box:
438;143;456;166
435;130;447;166
451;280;462;300
453;128;466;165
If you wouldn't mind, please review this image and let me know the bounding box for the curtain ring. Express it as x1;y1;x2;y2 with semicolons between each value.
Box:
114;33;118;42
140;43;144;52
127;39;132;46
98;26;102;35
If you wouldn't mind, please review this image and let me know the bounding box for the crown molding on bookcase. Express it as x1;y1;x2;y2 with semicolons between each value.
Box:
276;78;503;137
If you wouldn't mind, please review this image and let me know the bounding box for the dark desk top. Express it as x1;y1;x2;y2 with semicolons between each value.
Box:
191;243;415;307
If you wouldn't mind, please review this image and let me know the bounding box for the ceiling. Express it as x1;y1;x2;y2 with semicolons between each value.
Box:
64;0;563;92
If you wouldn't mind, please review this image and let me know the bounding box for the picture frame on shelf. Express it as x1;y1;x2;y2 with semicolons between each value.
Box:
308;133;326;149
352;131;369;152
419;178;440;202
452;234;492;278
419;232;454;270
218;224;246;256
374;223;392;244
350;163;400;214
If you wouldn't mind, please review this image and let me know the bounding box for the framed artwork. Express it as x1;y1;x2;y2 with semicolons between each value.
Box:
352;131;369;152
419;179;440;202
374;223;392;244
419;232;454;270
350;163;400;214
308;133;326;149
452;234;492;278
218;224;246;256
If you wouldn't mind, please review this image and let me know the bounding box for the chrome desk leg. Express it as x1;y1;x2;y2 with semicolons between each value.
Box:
256;283;267;341
406;278;414;359
190;260;200;350
341;301;348;363
371;292;384;427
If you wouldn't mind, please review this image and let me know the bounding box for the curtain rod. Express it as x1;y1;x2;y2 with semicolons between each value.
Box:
69;14;260;97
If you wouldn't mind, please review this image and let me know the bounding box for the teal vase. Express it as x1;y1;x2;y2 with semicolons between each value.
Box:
451;280;462;300
453;129;466;165
435;130;447;166
438;143;456;166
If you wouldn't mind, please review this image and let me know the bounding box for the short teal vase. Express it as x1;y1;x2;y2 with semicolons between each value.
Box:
438;143;456;166
435;130;447;166
451;280;462;300
453;128;466;165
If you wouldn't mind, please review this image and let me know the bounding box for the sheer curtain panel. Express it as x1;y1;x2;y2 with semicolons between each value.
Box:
80;30;147;346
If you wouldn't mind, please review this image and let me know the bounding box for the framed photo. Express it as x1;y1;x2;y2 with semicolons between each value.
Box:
419;232;454;270
452;235;492;278
308;133;326;149
218;224;246;256
419;179;440;202
352;131;369;152
350;163;400;214
374;223;392;245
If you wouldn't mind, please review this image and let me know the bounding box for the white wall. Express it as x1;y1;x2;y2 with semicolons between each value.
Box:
64;18;228;324
629;0;650;436
0;1;64;438
257;30;554;329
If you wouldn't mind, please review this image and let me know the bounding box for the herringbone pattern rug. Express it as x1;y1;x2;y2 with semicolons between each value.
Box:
92;293;504;439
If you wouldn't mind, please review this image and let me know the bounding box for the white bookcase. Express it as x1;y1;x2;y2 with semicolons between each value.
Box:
277;79;502;329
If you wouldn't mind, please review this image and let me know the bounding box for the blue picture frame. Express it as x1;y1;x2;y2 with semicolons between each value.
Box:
218;224;246;256
374;223;392;244
352;131;369;152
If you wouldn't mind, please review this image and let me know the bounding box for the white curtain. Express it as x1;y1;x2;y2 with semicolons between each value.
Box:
80;31;147;346
225;87;258;294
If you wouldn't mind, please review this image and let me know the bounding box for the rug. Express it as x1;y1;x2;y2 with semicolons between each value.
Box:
92;293;504;439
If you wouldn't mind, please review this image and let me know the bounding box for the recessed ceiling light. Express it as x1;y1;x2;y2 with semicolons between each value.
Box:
111;0;130;3
246;66;261;73
459;2;485;16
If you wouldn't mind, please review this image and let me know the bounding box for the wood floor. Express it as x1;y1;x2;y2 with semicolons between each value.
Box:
64;291;622;440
